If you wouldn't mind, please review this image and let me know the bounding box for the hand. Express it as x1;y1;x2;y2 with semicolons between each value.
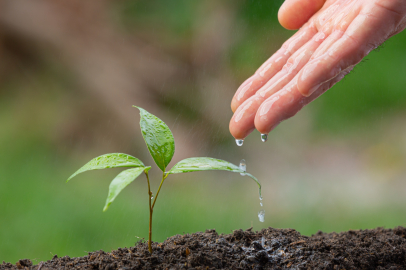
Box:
229;0;406;140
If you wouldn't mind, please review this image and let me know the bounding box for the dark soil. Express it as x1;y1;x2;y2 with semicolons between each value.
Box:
2;227;406;270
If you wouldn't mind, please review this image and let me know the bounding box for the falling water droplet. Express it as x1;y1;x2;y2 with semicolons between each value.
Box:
261;236;265;247
261;134;268;142
239;159;246;176
258;209;265;222
235;139;244;146
259;195;263;207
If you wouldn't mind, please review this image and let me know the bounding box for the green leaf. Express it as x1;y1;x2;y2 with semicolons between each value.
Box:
168;157;262;197
67;153;144;182
103;166;150;211
134;106;175;172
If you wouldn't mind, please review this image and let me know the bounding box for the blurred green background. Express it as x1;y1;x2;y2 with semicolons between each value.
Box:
2;0;406;264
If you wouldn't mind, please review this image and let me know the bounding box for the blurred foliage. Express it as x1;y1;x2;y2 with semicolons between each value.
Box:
1;0;406;264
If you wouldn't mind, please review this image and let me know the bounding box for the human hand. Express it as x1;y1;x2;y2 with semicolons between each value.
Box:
229;0;406;140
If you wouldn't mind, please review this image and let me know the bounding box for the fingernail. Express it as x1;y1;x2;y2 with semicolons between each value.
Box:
297;62;320;97
305;83;322;97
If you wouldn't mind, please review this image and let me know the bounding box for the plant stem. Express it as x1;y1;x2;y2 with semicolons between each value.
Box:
145;171;153;253
149;206;153;253
145;171;168;253
151;172;167;209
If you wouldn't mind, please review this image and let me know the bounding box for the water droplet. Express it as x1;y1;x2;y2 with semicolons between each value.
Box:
259;195;263;207
239;159;246;176
258;209;265;222
261;134;268;142
261;236;265;247
235;139;244;146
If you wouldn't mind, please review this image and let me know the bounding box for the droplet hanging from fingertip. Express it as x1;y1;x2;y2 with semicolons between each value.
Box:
235;139;244;146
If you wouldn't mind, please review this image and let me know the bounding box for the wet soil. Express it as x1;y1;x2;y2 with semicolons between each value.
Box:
2;226;406;269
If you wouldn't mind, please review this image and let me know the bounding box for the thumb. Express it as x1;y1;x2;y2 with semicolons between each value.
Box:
278;0;326;30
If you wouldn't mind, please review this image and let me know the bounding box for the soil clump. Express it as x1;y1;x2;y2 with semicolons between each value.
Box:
2;226;406;269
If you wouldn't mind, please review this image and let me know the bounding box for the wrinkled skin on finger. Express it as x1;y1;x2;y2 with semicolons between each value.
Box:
230;0;406;140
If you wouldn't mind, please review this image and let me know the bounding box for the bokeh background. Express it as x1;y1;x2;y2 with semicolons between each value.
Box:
2;0;406;264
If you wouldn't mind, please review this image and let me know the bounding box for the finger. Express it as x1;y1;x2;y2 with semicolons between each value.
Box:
245;2;359;136
279;0;326;30
231;0;344;113
231;22;318;112
230;95;264;139
230;0;362;138
257;30;328;98
230;30;328;139
310;2;361;59
254;67;353;134
297;2;403;97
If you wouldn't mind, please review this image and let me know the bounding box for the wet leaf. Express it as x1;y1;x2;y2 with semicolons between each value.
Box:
67;153;144;182
168;157;261;197
103;166;150;211
134;106;175;172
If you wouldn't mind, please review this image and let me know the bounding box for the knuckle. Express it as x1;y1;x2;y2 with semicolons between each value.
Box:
313;2;340;31
321;21;333;34
373;0;406;28
375;0;406;17
282;57;294;72
281;41;290;52
342;33;361;48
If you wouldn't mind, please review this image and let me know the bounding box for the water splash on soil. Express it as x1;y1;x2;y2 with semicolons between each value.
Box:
258;209;265;222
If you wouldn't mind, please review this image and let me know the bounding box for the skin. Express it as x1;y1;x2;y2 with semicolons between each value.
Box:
229;0;406;139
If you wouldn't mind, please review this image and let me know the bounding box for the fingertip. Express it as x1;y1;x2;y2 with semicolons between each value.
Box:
254;84;305;134
231;99;238;113
230;96;264;140
278;0;326;30
278;2;293;30
254;98;280;134
229;118;254;140
229;113;242;139
255;116;279;135
254;110;281;134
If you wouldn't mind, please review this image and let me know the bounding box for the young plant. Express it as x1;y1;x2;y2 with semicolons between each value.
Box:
67;106;261;253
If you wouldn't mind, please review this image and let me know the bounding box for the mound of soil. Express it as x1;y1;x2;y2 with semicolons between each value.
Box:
2;227;406;269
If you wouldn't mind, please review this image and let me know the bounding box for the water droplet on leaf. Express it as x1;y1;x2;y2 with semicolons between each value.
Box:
239;159;246;176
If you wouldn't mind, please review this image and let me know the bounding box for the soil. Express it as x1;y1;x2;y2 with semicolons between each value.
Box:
2;226;406;270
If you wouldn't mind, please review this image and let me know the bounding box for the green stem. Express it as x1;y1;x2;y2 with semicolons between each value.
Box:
145;171;153;253
151;171;167;209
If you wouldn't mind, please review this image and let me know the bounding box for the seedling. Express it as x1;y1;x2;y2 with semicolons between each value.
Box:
67;106;261;253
